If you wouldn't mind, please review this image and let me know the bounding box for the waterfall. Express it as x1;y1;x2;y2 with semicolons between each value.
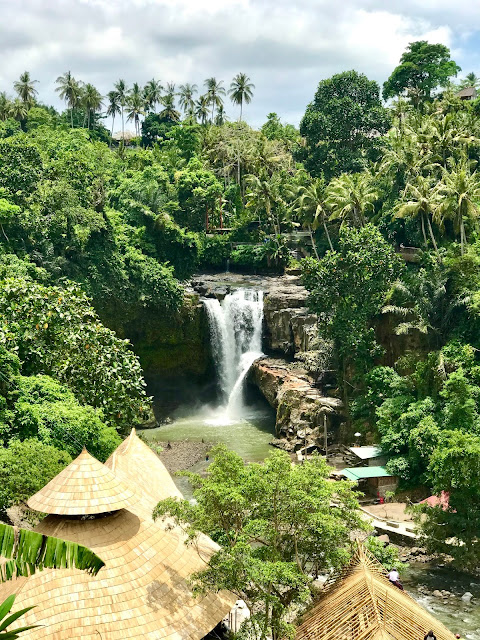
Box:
204;289;264;420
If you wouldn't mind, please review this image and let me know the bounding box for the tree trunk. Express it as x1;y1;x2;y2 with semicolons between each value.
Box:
110;115;115;148
323;217;334;251
426;214;439;253
70;107;73;129
239;99;243;122
421;213;428;248
308;224;320;260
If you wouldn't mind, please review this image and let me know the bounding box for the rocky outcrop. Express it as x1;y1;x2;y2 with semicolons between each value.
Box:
263;282;318;355
251;357;344;452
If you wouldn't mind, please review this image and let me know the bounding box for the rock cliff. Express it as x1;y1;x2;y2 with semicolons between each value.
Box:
251;357;344;452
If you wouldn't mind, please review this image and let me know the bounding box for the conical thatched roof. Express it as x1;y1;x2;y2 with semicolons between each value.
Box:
27;448;138;515
0;509;235;639
296;544;455;640
105;428;183;510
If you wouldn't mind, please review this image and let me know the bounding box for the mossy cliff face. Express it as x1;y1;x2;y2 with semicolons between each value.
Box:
117;294;211;379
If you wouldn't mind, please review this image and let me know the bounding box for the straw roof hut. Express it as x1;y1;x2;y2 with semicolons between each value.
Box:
295;544;455;640
105;428;183;511
0;441;235;639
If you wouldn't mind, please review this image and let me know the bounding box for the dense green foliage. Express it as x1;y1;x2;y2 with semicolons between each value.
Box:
154;445;364;640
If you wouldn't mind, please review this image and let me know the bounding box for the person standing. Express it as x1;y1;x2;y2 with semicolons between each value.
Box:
424;631;437;640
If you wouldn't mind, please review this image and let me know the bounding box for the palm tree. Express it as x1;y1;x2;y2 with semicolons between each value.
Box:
178;83;197;115
0;522;104;638
436;157;480;254
214;104;227;126
13;71;38;106
0;93;12;121
126;82;145;137
195;95;210;125
293;179;333;257
159;94;180;123
82;83;103;130
460;72;480;90
246;171;281;235
204;77;225;123
55;71;82;128
396;175;440;252
143;78;163;112
106;90;121;142
229;73;254;121
326;172;377;228
113;79;128;140
9;99;28;123
165;82;176;100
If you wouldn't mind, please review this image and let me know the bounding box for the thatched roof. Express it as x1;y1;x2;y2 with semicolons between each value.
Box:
296;544;455;640
456;86;477;100
1;438;236;639
0;509;234;639
27;448;137;516
112;130;136;141
105;428;183;511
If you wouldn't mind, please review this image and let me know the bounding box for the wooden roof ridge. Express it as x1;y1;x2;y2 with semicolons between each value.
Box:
295;542;456;640
27;448;138;516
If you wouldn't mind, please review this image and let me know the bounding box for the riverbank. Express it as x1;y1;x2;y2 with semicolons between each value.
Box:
150;439;215;473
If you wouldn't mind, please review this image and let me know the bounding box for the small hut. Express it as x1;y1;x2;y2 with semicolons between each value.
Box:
295;544;455;640
0;438;235;639
456;87;477;101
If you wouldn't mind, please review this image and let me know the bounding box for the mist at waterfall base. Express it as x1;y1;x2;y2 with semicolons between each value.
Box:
146;288;275;462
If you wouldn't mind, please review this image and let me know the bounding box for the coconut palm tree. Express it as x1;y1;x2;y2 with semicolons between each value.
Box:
0;93;12;121
178;83;197;115
55;71;82;128
113;79;128;140
229;73;254;121
214;104;227;126
9;99;28;123
13;71;38;106
195;95;210;125
0;522;104;638
204;77;225;123
436;157;480;254
326;172;378;228
158;94;180;123
143;78;163;112
82;83;103;130
246;171;281;235
459;72;480;90
126;82;145;137
106;90;121;142
395;175;441;252
292;179;333;257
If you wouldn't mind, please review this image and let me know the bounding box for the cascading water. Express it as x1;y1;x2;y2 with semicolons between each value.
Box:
204;288;264;422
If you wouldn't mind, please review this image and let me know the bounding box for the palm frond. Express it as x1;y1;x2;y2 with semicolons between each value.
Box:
0;524;104;582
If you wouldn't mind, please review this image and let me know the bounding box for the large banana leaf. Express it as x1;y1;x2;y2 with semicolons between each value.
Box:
0;523;105;582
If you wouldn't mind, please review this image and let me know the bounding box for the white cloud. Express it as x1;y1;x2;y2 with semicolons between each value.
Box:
0;0;477;127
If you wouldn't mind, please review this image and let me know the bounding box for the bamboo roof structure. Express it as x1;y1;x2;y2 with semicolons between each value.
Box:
27;448;138;515
295;544;456;640
105;428;183;511
1;441;236;639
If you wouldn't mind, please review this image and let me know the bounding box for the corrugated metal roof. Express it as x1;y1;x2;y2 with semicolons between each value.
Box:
340;466;392;480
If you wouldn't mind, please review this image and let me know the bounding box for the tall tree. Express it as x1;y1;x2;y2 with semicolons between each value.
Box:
154;445;364;640
143;78;163;112
204;77;225;123
292;179;333;256
13;71;38;106
113;79;128;140
383;41;461;106
459;72;480;90
436;157;480;254
126;82;145;137
106;90;121;142
55;71;82;128
0;92;11;121
82;83;103;130
300;71;390;179
326;172;378;228
195;95;209;125
8;99;28;124
396;175;441;251
158;94;180;124
178;83;197;116
229;72;254;121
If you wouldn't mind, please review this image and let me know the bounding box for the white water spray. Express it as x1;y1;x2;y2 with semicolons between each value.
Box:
204;289;264;421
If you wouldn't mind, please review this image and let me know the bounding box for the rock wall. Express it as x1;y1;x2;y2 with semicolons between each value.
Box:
122;293;211;379
251;357;344;452
263;279;318;355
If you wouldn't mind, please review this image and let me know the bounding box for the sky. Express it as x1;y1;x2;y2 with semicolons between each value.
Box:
1;0;480;130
